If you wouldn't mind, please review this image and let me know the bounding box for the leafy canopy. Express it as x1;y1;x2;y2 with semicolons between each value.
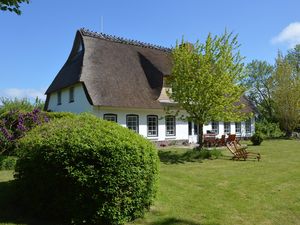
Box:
169;31;247;126
0;0;29;15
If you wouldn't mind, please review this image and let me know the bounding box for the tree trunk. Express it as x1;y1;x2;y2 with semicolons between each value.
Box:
197;123;204;149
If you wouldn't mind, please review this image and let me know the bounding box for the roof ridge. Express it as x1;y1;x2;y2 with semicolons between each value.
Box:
79;28;171;53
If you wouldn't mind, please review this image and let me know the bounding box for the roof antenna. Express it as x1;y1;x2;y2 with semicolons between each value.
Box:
100;16;104;33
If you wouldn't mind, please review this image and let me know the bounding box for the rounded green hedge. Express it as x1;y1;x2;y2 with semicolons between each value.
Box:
251;132;264;146
15;113;159;225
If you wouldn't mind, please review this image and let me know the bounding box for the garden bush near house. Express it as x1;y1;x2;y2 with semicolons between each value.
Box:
255;119;284;139
0;155;17;170
251;132;264;146
15;113;159;225
0;108;49;155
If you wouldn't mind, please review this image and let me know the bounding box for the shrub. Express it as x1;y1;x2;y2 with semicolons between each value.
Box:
45;111;76;120
0;156;17;170
255;120;284;139
15;113;159;225
251;133;264;146
0;109;49;155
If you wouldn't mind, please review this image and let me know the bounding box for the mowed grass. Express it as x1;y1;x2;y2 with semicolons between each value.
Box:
129;140;300;225
0;140;299;225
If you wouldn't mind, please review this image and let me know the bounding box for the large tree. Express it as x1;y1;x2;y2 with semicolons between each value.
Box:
169;32;248;148
243;60;275;121
272;53;300;136
0;0;29;15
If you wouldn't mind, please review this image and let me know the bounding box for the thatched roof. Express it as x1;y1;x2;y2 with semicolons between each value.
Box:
45;28;255;113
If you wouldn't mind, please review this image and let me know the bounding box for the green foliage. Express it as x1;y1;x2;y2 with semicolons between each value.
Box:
15;113;159;225
0;155;17;170
158;148;222;164
255;120;284;139
0;0;29;15
272;54;300;136
0;97;44;115
169;31;247;147
45;111;76;120
250;133;263;146
244;60;275;121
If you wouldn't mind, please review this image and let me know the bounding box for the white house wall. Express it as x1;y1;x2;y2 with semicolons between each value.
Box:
92;107;189;141
47;83;92;113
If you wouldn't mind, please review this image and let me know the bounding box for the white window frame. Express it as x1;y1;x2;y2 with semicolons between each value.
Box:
165;115;176;136
245;119;251;134
211;122;219;134
103;114;117;122
126;114;139;133
69;87;74;103
57;90;62;105
235;122;241;134
147;115;158;137
224;122;231;134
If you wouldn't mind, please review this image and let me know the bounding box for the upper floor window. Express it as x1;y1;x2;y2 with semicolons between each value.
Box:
69;87;74;103
57;91;62;105
103;114;117;122
245;119;251;133
165;116;176;136
224;122;231;134
126;114;139;133
235;122;241;134
147;115;158;137
211;122;219;134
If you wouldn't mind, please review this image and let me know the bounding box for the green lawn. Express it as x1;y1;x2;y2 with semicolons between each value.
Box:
0;140;300;225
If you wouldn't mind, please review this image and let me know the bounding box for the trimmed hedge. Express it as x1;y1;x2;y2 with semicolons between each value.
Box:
251;133;264;146
15;113;159;225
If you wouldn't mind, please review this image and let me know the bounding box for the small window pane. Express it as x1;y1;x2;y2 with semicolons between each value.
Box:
126;115;139;133
165;116;176;136
103;114;117;122
211;122;219;134
245;119;251;133
224;122;231;134
69;87;74;103
235;122;241;134
147;115;158;137
57;91;62;105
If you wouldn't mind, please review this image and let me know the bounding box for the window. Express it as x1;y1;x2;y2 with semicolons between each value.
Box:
235;122;241;134
147;115;158;137
211;122;219;134
224;122;231;134
194;123;198;135
69;87;74;103
188;122;192;135
103;114;117;122
245;119;251;134
165;116;176;136
126;114;139;133
57;91;62;105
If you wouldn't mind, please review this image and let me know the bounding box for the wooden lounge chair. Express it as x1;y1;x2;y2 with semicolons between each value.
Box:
226;141;261;161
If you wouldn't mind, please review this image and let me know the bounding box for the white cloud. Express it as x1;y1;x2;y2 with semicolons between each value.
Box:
0;88;46;103
272;22;300;47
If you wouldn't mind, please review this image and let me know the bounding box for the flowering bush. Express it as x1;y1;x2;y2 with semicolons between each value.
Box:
0;109;49;155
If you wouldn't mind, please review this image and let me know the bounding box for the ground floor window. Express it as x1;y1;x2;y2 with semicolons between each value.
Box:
126;114;139;133
188;122;192;135
165;116;176;136
103;114;117;122
147;115;158;137
194;123;198;135
245;119;251;134
235;122;241;134
211;122;219;134
224;122;231;134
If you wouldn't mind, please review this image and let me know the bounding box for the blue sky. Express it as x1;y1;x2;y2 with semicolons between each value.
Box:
1;0;300;102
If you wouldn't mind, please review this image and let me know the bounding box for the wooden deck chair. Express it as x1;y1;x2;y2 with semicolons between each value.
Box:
232;141;261;161
226;142;247;160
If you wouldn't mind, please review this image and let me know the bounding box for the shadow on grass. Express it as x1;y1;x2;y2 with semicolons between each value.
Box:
0;180;60;225
158;149;223;164
149;217;220;225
